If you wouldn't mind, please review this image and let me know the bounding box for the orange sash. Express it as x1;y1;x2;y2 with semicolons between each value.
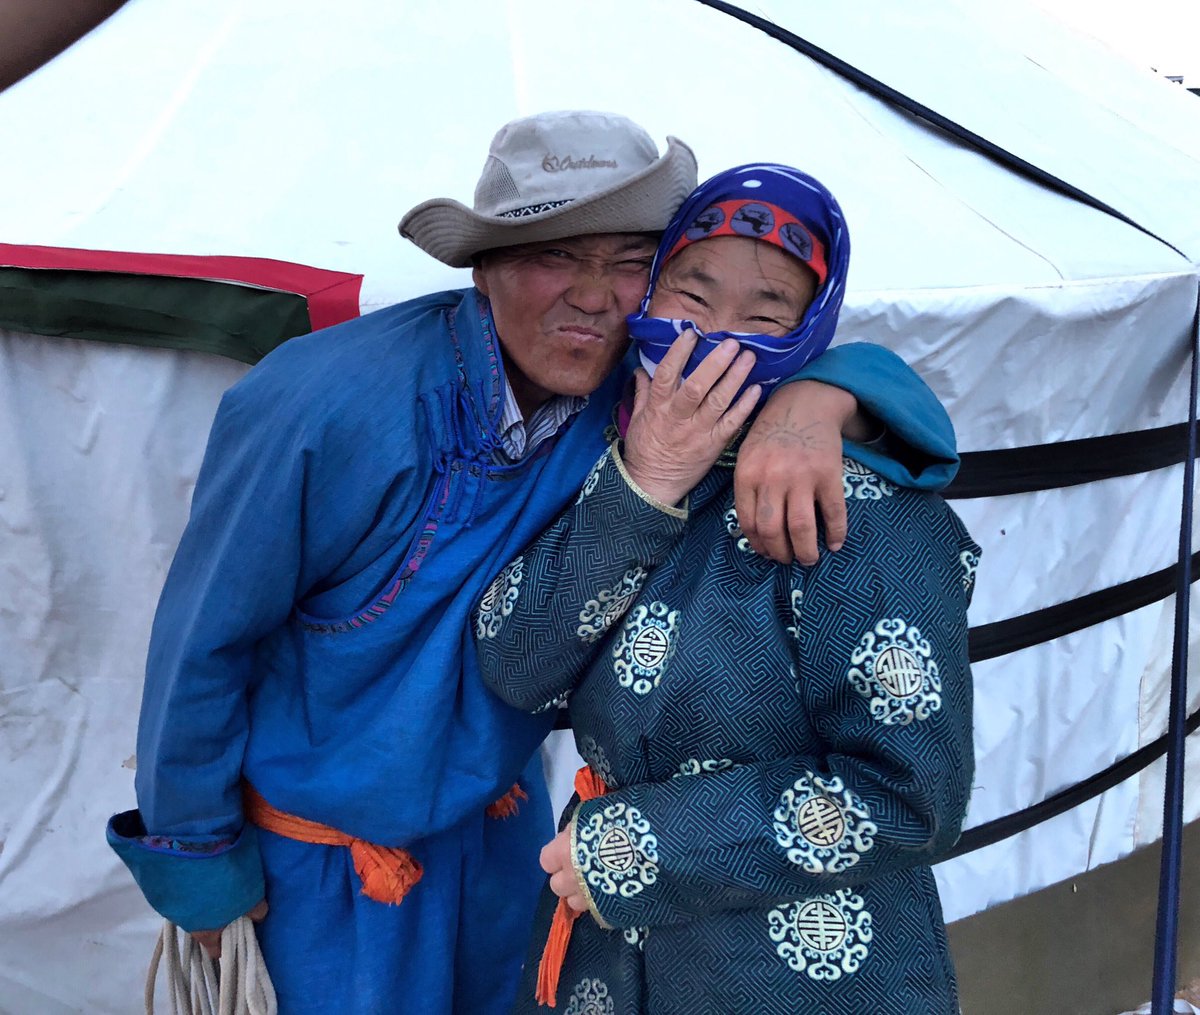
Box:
242;783;424;906
242;781;528;906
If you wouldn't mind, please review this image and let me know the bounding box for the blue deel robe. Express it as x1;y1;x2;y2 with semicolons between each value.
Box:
475;446;979;1013
106;286;959;1015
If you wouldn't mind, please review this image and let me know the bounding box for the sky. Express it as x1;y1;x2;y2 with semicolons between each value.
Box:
1030;0;1200;84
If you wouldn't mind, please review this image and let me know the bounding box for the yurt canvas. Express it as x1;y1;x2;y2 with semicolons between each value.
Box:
0;1;1198;1011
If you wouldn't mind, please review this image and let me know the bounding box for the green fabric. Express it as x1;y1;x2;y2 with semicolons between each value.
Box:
0;268;312;364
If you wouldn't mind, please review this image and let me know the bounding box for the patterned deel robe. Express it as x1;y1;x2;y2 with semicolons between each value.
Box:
476;441;981;1015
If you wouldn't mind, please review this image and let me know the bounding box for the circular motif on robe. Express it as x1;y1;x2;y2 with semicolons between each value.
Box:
613;601;680;695
598;826;636;873
874;645;925;698
731;202;774;237
630;625;670;669
796;796;846;847
723;506;753;554
674;757;734;779
847;618;942;726
578;735;616;787
686;204;726;240
795;899;849;952
779;221;813;261
623;926;648;951
774;772;876;873
576;450;610;504
768;890;873;981
575;801;659;898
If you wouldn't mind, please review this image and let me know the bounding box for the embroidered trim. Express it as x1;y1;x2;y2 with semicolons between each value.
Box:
137;835;235;856
610;441;689;519
497;199;573;218
569;805;610;929
300;499;444;634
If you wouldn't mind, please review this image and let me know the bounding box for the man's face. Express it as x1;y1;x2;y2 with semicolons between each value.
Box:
648;235;817;337
472;233;657;416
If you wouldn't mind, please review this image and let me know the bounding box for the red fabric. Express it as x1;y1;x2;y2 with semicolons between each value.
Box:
0;243;363;331
664;198;828;284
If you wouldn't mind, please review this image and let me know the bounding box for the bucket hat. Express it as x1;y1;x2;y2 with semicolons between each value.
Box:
399;110;697;267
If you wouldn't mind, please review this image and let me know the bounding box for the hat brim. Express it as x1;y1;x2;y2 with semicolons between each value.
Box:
398;137;697;268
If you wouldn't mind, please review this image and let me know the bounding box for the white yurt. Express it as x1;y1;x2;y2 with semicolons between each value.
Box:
0;1;1198;1011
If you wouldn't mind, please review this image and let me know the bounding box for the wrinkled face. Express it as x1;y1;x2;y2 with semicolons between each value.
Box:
473;233;657;416
648;235;817;337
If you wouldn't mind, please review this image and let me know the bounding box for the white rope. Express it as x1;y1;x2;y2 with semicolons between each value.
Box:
145;918;277;1015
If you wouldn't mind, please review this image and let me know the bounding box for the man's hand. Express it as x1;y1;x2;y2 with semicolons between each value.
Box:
191;899;269;960
541;829;589;915
735;380;863;565
622;330;761;506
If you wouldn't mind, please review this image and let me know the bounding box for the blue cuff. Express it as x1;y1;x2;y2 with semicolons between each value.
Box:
107;809;265;932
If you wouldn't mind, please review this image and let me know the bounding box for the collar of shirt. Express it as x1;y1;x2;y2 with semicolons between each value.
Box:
497;373;587;462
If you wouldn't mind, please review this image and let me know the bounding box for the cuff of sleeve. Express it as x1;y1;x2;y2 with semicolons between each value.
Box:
568;804;612;930
106;809;265;932
609;441;689;520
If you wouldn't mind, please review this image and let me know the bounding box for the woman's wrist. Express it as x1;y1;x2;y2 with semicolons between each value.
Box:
611;441;690;517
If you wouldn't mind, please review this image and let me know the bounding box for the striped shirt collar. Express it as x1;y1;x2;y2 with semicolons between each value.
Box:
497;373;587;462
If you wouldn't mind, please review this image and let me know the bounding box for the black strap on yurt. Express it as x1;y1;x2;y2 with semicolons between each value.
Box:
946;424;1190;499
695;0;1187;259
1150;284;1198;1014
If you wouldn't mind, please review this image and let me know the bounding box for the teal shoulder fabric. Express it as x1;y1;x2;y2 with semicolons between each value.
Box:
788;341;959;490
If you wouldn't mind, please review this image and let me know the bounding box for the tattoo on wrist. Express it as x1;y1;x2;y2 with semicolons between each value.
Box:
745;421;832;450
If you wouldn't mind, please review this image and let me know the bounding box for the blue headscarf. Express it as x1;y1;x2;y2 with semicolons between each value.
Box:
626;163;850;393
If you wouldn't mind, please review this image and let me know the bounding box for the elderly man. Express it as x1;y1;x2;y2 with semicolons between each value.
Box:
107;111;957;1014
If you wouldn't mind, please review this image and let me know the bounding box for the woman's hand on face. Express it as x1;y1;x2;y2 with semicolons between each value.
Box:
621;330;762;507
541;829;590;914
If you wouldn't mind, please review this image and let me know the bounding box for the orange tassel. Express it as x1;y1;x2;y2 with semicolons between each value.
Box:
486;782;529;819
535;898;580;1007
351;841;424;905
533;766;610;1008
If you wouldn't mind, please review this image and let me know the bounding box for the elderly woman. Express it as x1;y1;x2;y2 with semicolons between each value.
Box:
475;164;979;1015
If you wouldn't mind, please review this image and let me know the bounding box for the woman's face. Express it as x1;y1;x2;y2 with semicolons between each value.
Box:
647;235;817;337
